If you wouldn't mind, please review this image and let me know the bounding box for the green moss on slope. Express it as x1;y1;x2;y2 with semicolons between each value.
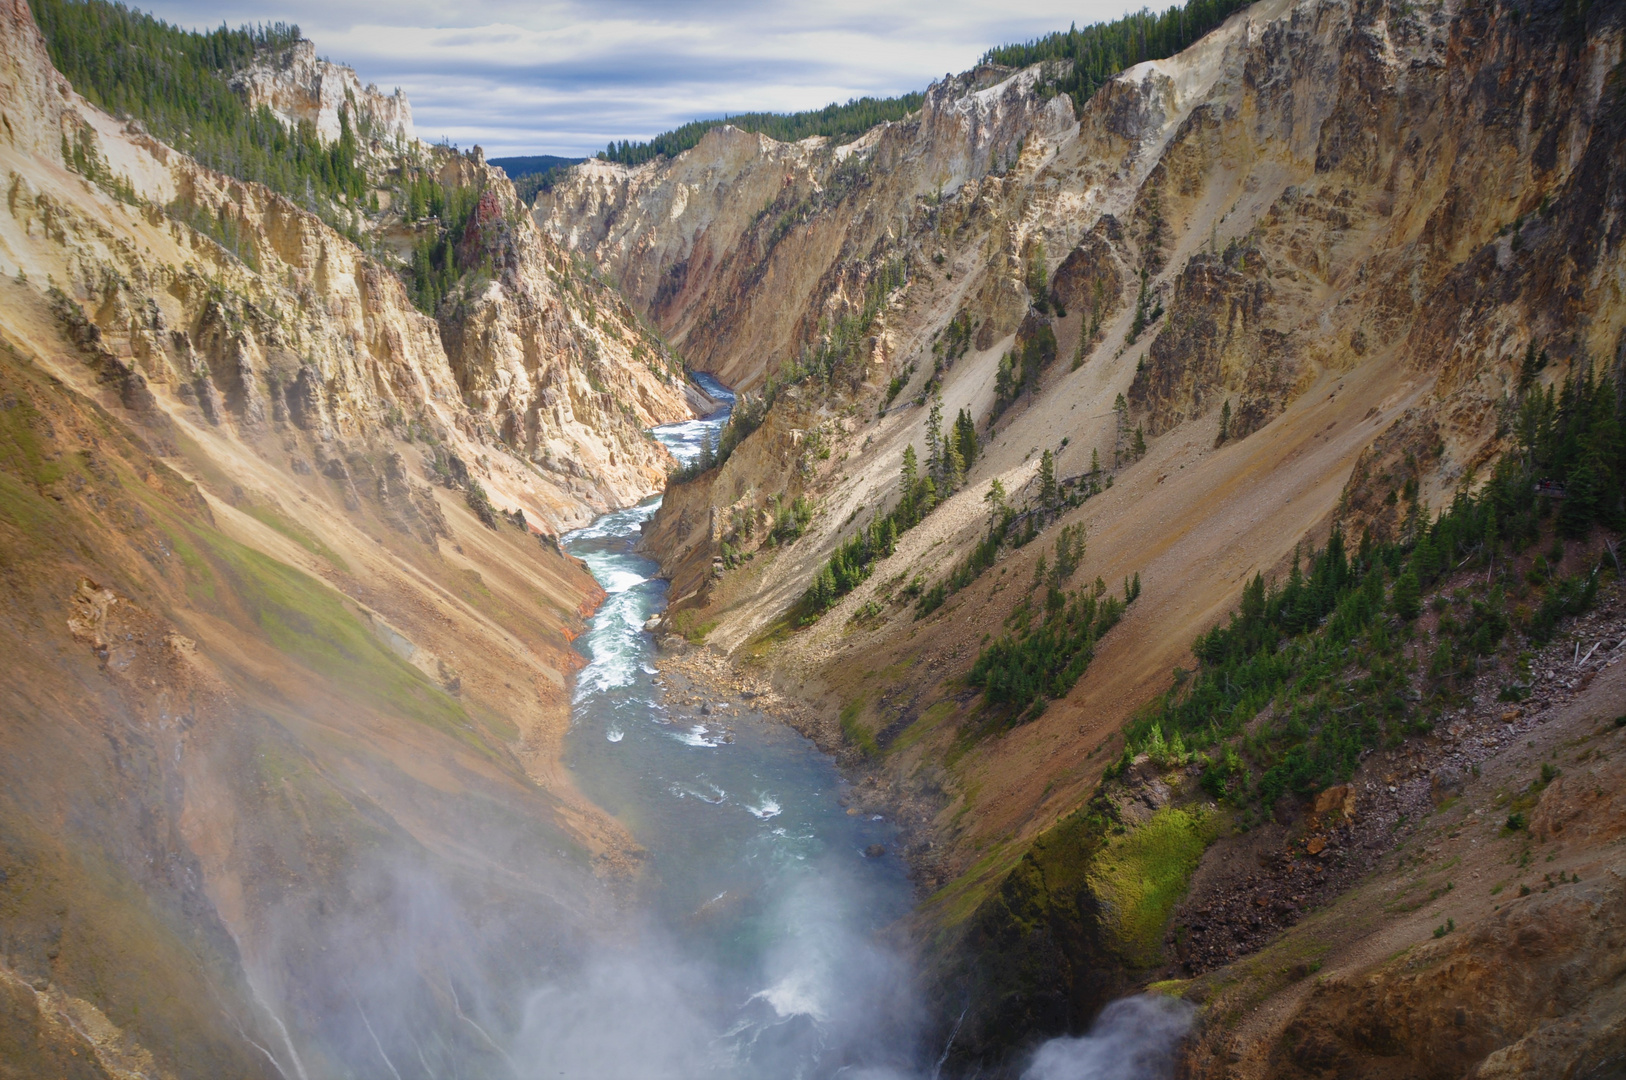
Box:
1088;806;1215;967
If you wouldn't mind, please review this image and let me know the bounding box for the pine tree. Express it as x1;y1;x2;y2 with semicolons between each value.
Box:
925;394;944;480
1054;523;1086;579
995;352;1017;402
1025;240;1049;308
1520;341;1541;394
1090;447;1101;474
900;444;919;523
946;440;966;492
985;478;1007;526
1132;425;1147;459
1392;570;1421;621
1217;399;1231;445
1559;453;1601;538
1127;269;1150;343
814;565;837;609
1039;449;1058;509
955;407;978;471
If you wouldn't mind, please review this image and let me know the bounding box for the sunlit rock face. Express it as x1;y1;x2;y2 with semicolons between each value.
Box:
230;37;414;145
545;0;1626;1072
536;67;1075;392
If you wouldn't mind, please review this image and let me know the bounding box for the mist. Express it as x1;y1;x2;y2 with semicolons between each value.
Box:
1021;996;1195;1080
510;857;923;1080
236;846;924;1079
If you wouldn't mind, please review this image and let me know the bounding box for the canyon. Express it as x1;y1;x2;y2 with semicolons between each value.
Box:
0;0;1623;1075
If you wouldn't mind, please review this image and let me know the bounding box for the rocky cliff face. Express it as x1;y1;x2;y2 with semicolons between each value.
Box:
0;2;694;1074
538;66;1075;391
231;37;414;145
545;0;1626;1071
433;154;695;525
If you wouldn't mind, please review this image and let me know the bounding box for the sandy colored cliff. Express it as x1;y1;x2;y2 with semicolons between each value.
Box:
0;0;696;1073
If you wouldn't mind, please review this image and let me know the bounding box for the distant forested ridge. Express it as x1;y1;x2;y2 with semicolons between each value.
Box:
982;0;1255;111
33;0;369;214
488;155;580;177
489;154;583;204
596;94;925;167
597;0;1252;169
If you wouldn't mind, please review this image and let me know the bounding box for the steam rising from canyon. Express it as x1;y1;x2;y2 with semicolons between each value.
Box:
1022;997;1195;1080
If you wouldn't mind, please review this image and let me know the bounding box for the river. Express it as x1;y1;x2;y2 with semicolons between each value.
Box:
555;374;921;1078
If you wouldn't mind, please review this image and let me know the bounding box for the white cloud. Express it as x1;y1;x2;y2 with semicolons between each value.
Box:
132;0;1150;156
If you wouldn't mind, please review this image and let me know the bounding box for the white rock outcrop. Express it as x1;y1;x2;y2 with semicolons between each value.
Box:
230;38;414;145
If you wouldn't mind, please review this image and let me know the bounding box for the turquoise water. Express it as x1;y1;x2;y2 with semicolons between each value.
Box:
557;374;921;1078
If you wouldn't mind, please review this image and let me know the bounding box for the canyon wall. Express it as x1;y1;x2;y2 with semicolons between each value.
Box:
544;0;1626;1071
231;38;415;145
537;66;1075;390
0;0;695;1073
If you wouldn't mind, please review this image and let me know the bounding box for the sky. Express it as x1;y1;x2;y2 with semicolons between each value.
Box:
132;0;1150;158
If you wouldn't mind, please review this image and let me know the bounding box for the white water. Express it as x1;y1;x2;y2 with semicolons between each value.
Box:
554;373;921;1078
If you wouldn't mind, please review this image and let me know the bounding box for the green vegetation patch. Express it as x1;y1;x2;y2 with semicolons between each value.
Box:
0;387;71;491
890;699;955;754
197;527;485;753
1088;806;1214;967
969;571;1133;722
0;470;66;553
839;696;877;756
921;839;1021;932
402;177;490;314
669;607;717;644
241;502;349;572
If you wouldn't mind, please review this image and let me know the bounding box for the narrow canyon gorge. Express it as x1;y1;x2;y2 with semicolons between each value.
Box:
1;0;1624;1076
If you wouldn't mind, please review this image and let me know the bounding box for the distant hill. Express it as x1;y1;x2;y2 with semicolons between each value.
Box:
489;154;584;203
488;154;581;177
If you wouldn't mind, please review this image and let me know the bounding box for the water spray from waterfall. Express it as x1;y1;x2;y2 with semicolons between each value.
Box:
1021;996;1195;1080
